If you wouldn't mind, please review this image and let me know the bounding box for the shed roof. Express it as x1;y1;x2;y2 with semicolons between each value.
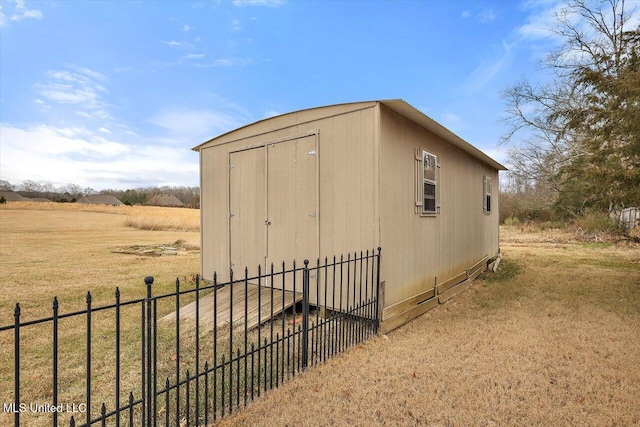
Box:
193;99;507;171
380;100;507;170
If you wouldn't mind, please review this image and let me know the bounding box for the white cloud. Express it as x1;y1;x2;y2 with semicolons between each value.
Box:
190;57;253;68
476;9;498;23
481;147;509;167
148;107;242;141
184;53;205;60
155;54;252;68
9;0;42;23
164;40;196;50
233;19;242;31
0;123;199;189
35;67;111;119
39;85;100;104
182;24;193;32
463;40;514;93
0;4;7;26
263;110;281;118
76;109;111;120
442;113;461;125
70;65;107;82
233;0;284;7
99;127;111;134
517;1;566;40
517;0;640;44
461;1;569;92
1;124;129;157
460;7;498;23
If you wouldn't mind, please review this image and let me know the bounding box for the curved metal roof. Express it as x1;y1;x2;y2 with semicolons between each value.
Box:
194;99;506;171
379;99;507;170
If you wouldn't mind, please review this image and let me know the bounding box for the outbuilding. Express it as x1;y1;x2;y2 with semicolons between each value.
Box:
193;100;506;331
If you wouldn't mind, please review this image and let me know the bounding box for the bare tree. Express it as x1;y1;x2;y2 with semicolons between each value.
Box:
0;180;14;191
502;0;639;214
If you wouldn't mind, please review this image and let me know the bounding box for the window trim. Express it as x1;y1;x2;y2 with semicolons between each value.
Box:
483;175;492;214
415;148;438;216
422;151;437;215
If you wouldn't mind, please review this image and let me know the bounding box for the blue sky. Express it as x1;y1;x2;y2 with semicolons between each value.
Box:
1;0;573;190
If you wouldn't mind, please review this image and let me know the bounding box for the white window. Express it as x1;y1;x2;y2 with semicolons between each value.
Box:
483;176;492;214
415;149;438;215
422;152;437;214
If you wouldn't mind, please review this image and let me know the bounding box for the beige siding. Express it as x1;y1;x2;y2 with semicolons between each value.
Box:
229;147;266;275
199;100;500;328
200;145;230;282
196;102;377;149
199;104;378;284
266;135;317;267
378;104;500;314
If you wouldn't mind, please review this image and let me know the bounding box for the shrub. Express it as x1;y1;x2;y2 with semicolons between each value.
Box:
503;216;520;226
572;209;620;233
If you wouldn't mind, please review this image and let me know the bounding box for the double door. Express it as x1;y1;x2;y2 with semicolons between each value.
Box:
229;135;318;282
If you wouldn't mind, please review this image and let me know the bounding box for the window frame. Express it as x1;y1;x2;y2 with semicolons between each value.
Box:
483;175;492;214
422;151;437;214
415;149;438;216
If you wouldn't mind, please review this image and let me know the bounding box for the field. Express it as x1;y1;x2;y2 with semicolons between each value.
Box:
0;203;201;426
1;203;639;426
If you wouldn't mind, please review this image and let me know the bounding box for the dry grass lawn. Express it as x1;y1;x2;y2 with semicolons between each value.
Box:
1;204;639;426
0;203;201;426
0;203;200;321
216;227;640;427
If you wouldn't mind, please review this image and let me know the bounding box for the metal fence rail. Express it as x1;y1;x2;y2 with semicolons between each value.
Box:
1;248;381;426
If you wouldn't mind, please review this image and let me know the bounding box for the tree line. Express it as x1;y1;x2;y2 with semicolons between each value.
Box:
0;179;200;208
500;0;639;223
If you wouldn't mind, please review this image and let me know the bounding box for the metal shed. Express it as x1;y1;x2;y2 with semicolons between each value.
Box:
193;100;506;331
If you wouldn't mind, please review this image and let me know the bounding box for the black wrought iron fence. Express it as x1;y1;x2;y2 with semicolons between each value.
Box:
1;248;381;426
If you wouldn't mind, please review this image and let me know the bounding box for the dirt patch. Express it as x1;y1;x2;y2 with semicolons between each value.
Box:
112;239;199;257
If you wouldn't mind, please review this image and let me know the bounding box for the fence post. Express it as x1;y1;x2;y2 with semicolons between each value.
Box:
14;303;20;427
86;292;92;426
52;297;59;427
144;276;154;427
375;247;382;333
302;260;310;369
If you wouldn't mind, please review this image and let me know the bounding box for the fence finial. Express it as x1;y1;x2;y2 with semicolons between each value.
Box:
144;276;154;285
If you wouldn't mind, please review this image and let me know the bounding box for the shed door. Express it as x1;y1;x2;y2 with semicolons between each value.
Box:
229;135;318;279
266;135;318;268
229;147;267;275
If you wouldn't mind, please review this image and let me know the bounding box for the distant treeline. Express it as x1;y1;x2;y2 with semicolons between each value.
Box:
0;180;200;208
